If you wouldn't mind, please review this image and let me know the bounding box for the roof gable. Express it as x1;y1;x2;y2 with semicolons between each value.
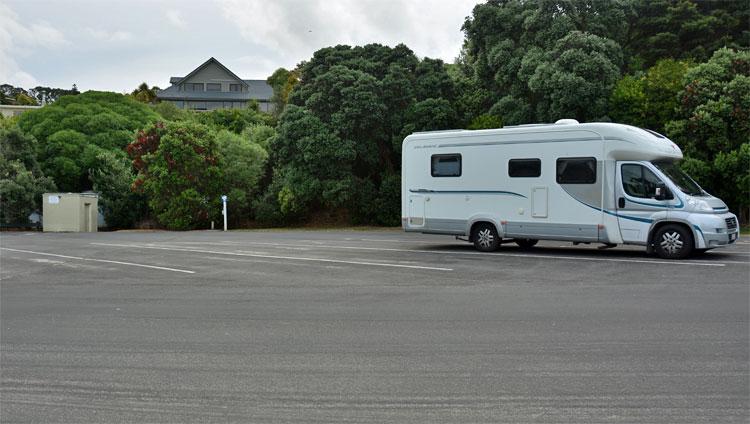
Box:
177;57;248;87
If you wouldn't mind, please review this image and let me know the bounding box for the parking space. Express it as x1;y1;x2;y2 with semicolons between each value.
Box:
1;229;748;423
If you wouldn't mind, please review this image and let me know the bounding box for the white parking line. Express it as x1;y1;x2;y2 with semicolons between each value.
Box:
1;248;195;274
159;240;732;267
90;243;454;272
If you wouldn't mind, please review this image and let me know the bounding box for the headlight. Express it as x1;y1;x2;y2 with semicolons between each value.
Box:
687;198;713;212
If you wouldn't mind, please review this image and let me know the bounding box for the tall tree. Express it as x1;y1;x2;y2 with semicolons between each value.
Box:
266;67;300;116
0;127;56;225
129;121;223;230
17;91;158;225
623;0;750;70
257;44;458;225
665;48;750;220
461;0;630;124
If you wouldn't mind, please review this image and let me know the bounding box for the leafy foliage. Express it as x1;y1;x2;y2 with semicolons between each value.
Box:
91;150;148;229
215;130;268;225
129;121;223;230
267;67;300;116
0;127;56;225
18;91;159;192
610;59;692;133
130;83;160;104
624;0;750;70
1;84;79;105
259;44;458;225
665;48;750;219
461;1;629;124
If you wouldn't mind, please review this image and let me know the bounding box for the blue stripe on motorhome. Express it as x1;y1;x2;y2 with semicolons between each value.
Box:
624;196;684;209
560;186;654;224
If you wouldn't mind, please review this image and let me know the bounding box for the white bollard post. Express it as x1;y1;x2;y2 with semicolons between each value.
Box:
221;195;228;232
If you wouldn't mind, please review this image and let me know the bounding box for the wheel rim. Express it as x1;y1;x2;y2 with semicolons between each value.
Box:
660;231;683;255
477;228;494;248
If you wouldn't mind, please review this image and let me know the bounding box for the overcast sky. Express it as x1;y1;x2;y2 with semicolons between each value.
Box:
1;0;480;92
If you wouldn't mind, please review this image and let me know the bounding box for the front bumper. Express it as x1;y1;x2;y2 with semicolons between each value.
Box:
694;213;739;249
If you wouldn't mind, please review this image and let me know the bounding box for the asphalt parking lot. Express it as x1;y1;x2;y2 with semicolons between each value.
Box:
1;229;748;423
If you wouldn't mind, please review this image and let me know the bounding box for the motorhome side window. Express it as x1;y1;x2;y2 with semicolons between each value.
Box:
508;159;541;177
431;154;461;177
621;164;664;198
556;157;596;184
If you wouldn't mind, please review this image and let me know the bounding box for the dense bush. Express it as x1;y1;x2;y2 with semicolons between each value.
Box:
258;44;459;226
129;121;269;230
665;48;750;220
0;127;56;225
16;91;158;226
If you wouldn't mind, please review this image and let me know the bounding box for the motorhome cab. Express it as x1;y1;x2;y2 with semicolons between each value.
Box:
401;120;739;259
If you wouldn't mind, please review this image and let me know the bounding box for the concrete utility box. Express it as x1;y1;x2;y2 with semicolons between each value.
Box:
42;193;98;232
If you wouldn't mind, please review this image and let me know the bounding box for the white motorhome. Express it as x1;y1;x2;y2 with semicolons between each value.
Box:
401;120;739;259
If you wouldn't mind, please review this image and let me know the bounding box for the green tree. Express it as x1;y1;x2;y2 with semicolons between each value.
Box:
130;82;160;104
151;101;192;121
193;105;272;133
129;121;223;230
665;48;750;220
610;59;691;132
17;91;158;226
91;150;148;229
259;44;458;225
267;67;300;116
215;130;268;225
0;127;56;225
18;91;158;191
15;93;38;106
28;85;80;105
624;0;749;70
461;1;630;124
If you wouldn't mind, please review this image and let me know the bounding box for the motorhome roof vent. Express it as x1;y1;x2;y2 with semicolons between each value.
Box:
555;119;579;125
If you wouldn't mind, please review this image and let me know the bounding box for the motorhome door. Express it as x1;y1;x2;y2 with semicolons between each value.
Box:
615;162;670;243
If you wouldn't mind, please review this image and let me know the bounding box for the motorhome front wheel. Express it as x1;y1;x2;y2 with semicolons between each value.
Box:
654;224;694;259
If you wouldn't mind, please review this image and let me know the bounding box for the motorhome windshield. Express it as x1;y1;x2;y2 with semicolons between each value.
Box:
652;161;705;196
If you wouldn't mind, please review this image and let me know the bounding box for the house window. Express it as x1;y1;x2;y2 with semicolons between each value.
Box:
189;101;207;110
229;84;242;92
206;83;221;91
508;159;541;178
186;83;203;92
431;154;462;177
557;157;596;184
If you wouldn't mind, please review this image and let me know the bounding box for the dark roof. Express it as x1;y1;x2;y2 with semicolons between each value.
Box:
243;80;273;99
157;57;273;101
176;57;248;88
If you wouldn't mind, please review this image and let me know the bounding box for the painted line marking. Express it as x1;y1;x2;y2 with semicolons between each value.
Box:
152;240;731;267
1;248;195;274
90;243;453;272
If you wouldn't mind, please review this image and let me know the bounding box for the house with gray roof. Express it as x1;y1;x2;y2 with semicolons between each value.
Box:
156;57;274;112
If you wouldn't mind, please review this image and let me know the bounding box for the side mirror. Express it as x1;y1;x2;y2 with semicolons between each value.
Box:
654;182;667;200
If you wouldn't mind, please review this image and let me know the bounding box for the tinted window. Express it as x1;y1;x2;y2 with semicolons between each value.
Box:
622;164;662;198
557;157;596;184
229;84;242;92
509;159;541;177
206;83;221;91
431;154;461;177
